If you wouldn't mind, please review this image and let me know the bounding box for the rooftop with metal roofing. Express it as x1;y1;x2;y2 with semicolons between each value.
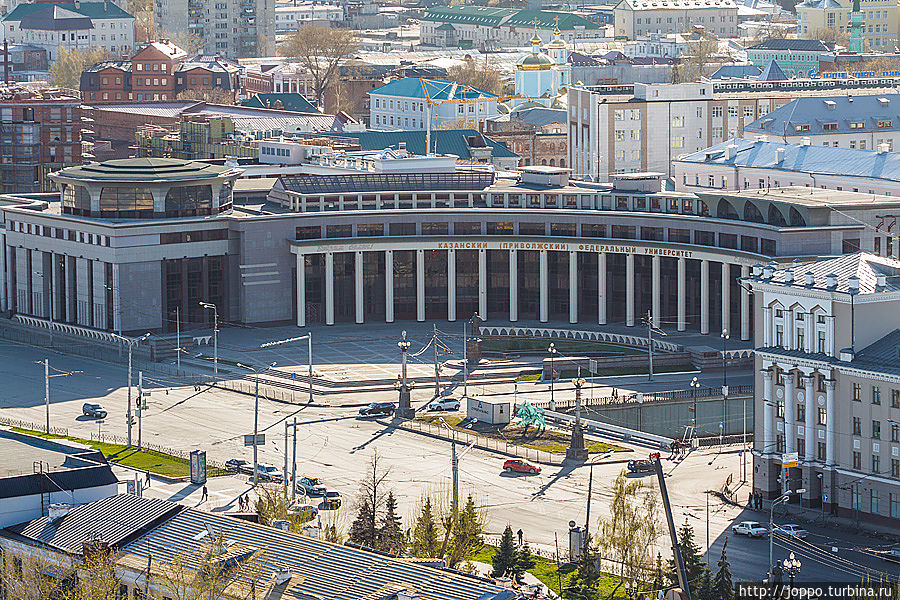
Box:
50;158;239;182
744;93;900;136
745;252;900;294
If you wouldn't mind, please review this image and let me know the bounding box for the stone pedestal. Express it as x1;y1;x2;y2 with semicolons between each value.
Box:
396;384;415;419
566;424;588;461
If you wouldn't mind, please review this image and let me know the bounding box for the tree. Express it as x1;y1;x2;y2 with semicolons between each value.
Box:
436;117;480;131
253;484;315;532
712;538;734;600
597;470;659;590
651;553;666;595
409;496;441;558
51;47;112;89
349;451;391;548
445;494;485;569
671;36;719;83
282;24;358;105
809;27;850;47
513;543;536;583
127;0;154;43
377;491;405;555
154;539;266;600
666;520;711;599
569;534;604;596
176;88;236;105
158;29;205;55
349;496;377;547
696;568;714;600
491;525;518;578
447;57;503;95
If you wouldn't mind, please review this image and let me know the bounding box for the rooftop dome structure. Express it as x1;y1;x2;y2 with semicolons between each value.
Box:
518;52;552;70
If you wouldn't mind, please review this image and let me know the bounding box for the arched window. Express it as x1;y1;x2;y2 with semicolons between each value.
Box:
789;207;806;227
716;198;739;219
767;204;787;226
743;201;765;223
559;158;566;168
541;159;548;165
549;159;556;166
165;185;212;217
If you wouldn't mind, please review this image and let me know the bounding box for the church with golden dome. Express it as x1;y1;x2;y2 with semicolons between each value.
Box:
509;21;571;112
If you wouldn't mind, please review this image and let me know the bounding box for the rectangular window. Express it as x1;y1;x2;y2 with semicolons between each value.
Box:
776;434;785;453
797;403;805;422
893;459;900;478
874;420;882;439
853;383;861;401
420;222;447;236
817;407;827;426
357;223;384;237
893;389;900;408
892;494;900;517
817;441;826;461
853;416;862;436
389;222;416;236
853;452;862;470
872;489;881;514
873;454;881;474
873;386;881;405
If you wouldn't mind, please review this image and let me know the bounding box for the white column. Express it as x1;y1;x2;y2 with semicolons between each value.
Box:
785;309;794;350
598;252;607;325
721;262;730;335
355;251;364;324
539;249;548;323
625;253;635;327
385;250;394;323
509;249;518;322
784;372;794;454
447;249;456;322
677;257;686;332
651;255;661;326
825;379;835;466
763;369;774;455
825;316;834;357
478;248;487;319
416;249;425;322
296;253;306;328
569;250;578;324
763;306;773;347
324;252;334;326
700;259;709;334
741;265;750;341
804;312;814;354
804;374;815;461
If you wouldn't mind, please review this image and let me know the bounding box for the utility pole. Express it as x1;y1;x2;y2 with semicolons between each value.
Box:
433;324;440;398
175;306;180;371
584;461;594;549
137;371;143;450
127;342;133;446
451;432;458;518
647;310;654;382
253;372;260;485
44;359;49;433
283;420;289;496
291;416;297;502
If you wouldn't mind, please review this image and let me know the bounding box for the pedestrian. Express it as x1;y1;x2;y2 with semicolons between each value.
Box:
145;472;151;488
201;485;208;501
517;529;524;546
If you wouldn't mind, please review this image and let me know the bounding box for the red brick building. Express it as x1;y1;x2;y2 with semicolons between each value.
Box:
81;41;191;103
0;84;82;193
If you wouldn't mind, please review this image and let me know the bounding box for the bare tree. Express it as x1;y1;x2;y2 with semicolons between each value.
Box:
436;116;480;130
281;24;359;106
176;88;237;105
349;451;391;547
671;36;720;83
0;543;121;600
51;47;113;89
809;27;851;47
447;57;503;95
155;539;267;600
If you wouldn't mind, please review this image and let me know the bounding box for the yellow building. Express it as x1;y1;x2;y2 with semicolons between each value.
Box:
797;0;899;52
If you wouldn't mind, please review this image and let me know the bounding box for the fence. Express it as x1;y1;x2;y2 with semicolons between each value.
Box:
696;433;754;447
86;431;227;470
0;416;69;438
216;378;309;405
478;325;684;353
399;419;563;465
532;385;753;411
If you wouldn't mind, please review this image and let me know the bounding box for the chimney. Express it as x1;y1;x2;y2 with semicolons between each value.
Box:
82;539;110;558
877;274;887;287
725;144;737;160
784;269;794;283
74;0;80;8
273;568;293;586
752;263;763;277
878;143;890;154
763;265;774;279
775;147;785;163
804;271;815;286
848;275;860;293
826;273;837;288
800;136;811;146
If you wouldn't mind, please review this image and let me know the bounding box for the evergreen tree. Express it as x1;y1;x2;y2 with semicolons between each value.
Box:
377;491;405;555
569;534;603;596
447;495;485;569
712;538;734;600
651;553;665;596
696;568;714;600
512;543;536;583
409;497;441;558
492;525;518;578
348;497;377;547
665;520;710;599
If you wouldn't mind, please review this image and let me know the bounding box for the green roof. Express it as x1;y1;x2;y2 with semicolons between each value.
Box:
52;158;235;182
3;1;134;22
241;93;320;114
423;6;599;30
435;23;456;30
369;78;497;101
314;130;518;160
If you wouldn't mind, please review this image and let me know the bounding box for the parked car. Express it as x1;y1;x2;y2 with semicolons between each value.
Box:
322;491;342;510
359;402;396;417
297;476;326;496
428;397;461;411
288;504;318;520
255;463;282;482
732;521;768;538
627;459;655;473
82;403;107;419
774;524;808;539
877;547;900;563
503;459;541;475
225;459;252;474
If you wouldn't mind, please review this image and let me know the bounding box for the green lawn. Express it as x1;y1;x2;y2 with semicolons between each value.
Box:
11;427;228;479
416;415;628;455
481;337;644;356
473;544;629;597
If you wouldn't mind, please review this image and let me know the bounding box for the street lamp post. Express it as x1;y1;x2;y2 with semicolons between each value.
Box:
567;376;588;461
782;552;801;587
548;343;558;411
690;376;700;443
769;488;805;580
721;329;729;447
199;302;218;382
259;334;314;404
463;314;480;401
111;332;150;447
238;361;276;486
396;330;415;419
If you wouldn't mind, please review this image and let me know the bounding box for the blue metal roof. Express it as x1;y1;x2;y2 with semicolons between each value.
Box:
746;38;831;52
744;93;900;136
317;129;518;159
709;64;761;79
120;506;516;600
677;137;900;182
758;59;787;81
2;1;133;21
368;77;498;101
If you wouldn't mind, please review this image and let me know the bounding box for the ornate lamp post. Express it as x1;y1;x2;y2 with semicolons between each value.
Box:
567;376;588;461
395;330;415;419
783;552;801;587
548;342;558;411
689;376;700;442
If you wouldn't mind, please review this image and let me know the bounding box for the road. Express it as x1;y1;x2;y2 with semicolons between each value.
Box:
0;337;893;585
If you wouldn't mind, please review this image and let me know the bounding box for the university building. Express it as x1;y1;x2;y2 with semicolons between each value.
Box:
747;253;900;524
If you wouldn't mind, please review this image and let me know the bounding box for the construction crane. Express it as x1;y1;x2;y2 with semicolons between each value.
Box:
419;77;522;156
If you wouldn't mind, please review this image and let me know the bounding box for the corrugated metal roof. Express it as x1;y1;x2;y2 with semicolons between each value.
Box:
677;137;900;182
750;252;900;294
2;1;133;22
280;172;495;194
8;494;181;554
0;463;117;500
745;93;900;136
120;507;515;600
316;130;517;159
856;329;900;369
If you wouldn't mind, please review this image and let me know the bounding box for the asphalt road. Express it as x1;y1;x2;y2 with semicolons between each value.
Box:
0;338;894;585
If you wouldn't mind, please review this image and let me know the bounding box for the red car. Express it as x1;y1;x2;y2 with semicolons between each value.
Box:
503;459;541;474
